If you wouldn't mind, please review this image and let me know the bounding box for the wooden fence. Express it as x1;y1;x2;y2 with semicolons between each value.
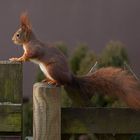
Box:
0;61;22;140
33;83;140;140
0;61;140;140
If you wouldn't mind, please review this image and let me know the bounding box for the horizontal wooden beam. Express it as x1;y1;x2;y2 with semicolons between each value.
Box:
62;108;140;134
0;132;21;135
0;105;21;114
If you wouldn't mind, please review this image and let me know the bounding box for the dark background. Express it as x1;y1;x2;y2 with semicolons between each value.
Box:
0;0;140;97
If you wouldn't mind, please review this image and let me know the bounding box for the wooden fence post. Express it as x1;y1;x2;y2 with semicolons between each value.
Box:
0;61;22;138
33;83;61;140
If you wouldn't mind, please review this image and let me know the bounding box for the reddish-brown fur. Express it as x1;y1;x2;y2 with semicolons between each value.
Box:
66;67;140;109
20;12;31;32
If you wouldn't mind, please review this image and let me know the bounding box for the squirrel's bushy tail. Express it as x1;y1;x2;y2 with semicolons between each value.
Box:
65;67;140;109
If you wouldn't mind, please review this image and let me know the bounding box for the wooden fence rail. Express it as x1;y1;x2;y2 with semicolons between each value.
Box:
33;83;140;140
62;108;140;134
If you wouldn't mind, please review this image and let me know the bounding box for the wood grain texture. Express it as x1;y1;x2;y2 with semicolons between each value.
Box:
33;83;61;140
62;108;140;134
0;61;22;132
0;61;22;103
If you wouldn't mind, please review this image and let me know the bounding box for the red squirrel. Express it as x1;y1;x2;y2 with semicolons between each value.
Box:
9;13;140;109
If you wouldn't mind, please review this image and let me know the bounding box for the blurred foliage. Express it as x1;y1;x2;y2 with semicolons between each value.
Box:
77;52;97;75
99;41;129;67
54;42;68;56
70;43;88;74
61;87;72;107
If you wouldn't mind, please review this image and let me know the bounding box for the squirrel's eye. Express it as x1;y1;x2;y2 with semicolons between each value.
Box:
16;34;20;37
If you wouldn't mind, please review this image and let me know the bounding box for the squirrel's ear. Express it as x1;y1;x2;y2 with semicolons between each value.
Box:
20;12;32;31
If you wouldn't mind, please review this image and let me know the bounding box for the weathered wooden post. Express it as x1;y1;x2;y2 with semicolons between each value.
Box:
0;61;22;138
33;83;61;140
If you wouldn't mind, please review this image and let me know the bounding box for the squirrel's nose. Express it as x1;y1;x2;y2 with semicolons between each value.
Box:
12;37;14;41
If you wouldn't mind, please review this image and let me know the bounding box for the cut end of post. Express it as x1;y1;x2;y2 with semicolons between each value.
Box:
0;60;21;64
33;82;61;89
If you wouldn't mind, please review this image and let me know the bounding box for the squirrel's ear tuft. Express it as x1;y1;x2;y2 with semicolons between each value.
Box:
20;12;32;31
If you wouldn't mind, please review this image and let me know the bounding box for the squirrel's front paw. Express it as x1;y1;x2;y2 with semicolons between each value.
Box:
10;57;27;62
9;57;19;62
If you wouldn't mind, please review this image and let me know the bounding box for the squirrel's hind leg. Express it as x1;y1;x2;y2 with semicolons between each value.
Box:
41;79;48;83
48;81;60;87
41;78;60;87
